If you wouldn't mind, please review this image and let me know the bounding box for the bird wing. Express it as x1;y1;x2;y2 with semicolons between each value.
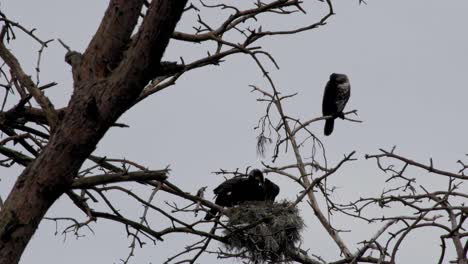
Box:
335;82;350;113
264;179;280;201
213;176;248;196
322;80;338;115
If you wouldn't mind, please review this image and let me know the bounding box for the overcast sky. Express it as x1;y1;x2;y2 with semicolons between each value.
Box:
1;0;467;263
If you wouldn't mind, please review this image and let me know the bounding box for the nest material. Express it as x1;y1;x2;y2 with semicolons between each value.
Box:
223;200;304;263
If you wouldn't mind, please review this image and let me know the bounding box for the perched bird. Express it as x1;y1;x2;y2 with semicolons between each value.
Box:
263;178;280;202
204;169;280;220
322;73;351;136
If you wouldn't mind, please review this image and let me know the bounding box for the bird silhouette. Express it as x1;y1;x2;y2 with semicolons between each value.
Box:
204;169;279;220
322;73;351;136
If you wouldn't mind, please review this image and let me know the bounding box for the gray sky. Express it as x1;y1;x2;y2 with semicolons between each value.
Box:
1;0;467;263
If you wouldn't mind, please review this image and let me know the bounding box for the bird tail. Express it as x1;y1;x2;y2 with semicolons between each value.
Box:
204;208;218;220
324;119;334;136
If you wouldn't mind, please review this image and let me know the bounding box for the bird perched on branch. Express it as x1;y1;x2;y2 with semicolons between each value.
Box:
204;169;279;220
322;73;351;136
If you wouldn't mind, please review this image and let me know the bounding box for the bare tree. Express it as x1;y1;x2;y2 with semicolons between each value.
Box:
0;1;466;264
0;1;188;262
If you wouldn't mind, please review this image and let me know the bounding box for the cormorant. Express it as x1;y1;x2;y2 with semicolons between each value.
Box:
263;178;280;202
322;73;351;136
204;169;279;220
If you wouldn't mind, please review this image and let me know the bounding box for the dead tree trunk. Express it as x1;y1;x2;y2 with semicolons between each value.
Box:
0;1;187;263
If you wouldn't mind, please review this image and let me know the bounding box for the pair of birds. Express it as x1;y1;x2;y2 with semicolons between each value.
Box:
204;169;279;220
205;73;351;219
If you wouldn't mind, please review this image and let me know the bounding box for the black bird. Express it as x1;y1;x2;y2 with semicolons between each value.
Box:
263;178;280;202
204;169;279;220
322;73;351;136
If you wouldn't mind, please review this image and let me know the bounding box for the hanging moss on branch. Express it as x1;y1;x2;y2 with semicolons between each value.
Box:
222;200;304;263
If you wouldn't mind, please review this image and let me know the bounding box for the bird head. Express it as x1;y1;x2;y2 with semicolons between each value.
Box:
330;73;349;84
248;169;264;184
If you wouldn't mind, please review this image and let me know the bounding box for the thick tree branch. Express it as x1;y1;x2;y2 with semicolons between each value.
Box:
0;1;187;263
79;0;144;80
114;0;188;87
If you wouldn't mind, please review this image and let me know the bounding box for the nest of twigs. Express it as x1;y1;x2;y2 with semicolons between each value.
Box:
223;200;304;264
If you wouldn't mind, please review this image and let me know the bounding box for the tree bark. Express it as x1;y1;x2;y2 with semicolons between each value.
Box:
0;1;187;263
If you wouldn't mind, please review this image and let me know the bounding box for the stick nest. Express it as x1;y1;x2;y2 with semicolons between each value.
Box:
223;200;304;263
